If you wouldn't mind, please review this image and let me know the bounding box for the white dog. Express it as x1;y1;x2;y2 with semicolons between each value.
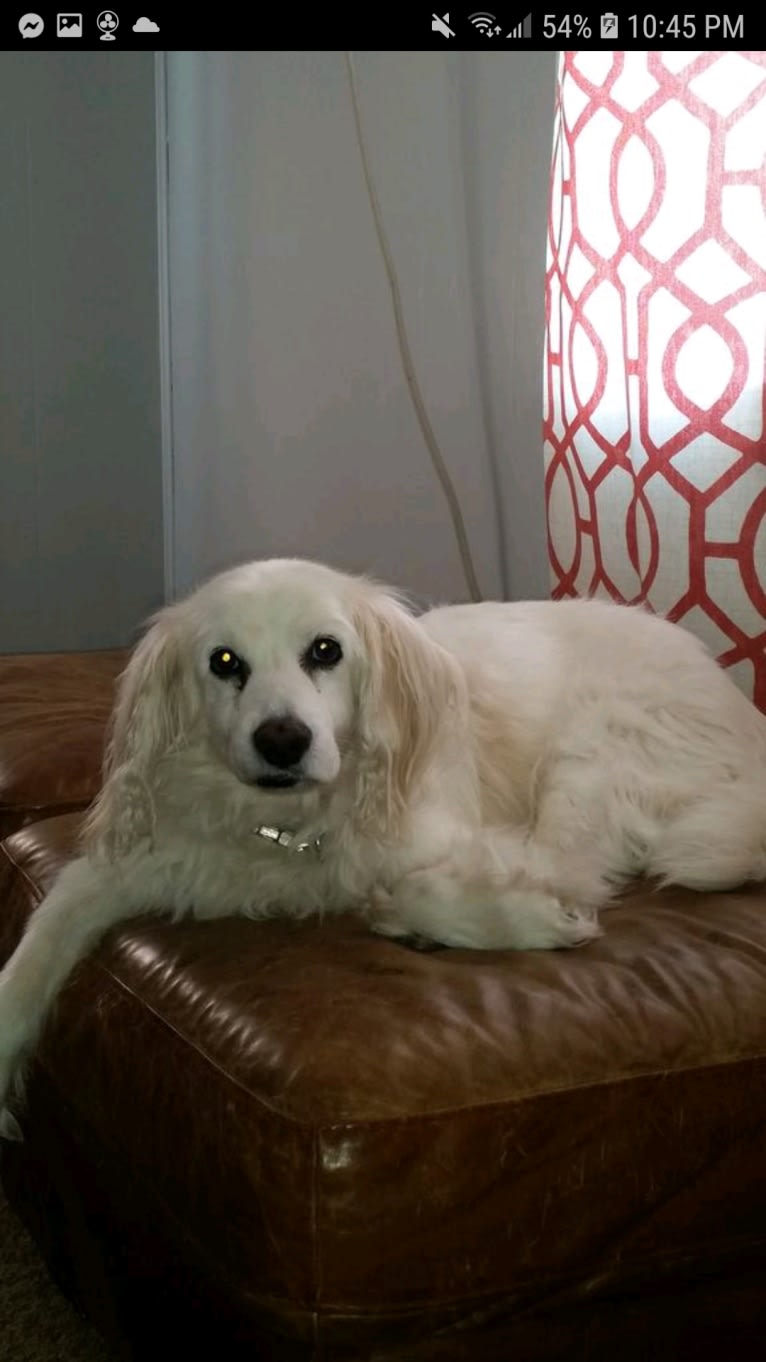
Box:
1;556;766;1129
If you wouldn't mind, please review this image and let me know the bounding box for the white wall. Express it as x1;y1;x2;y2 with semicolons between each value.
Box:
165;50;557;606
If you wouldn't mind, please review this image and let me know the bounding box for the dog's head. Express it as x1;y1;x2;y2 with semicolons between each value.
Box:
84;559;463;857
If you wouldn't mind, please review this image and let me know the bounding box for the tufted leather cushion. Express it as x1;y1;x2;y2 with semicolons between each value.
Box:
3;813;766;1358
0;651;127;840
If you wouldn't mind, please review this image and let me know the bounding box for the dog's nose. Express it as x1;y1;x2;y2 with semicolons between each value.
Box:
252;716;312;769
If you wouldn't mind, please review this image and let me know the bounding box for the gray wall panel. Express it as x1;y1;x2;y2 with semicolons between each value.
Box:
0;52;164;652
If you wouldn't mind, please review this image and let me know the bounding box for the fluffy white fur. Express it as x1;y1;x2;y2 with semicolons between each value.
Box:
1;557;766;1132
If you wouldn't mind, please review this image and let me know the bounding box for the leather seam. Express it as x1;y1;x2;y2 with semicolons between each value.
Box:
10;1088;766;1327
0;839;46;906
44;955;766;1130
7;856;766;1130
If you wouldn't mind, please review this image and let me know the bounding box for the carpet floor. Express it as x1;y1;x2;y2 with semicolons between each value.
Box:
0;1186;114;1361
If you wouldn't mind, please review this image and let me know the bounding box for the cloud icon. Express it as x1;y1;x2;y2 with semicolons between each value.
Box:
133;16;159;31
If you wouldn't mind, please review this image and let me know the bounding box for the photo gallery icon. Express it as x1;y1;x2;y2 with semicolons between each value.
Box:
57;13;83;36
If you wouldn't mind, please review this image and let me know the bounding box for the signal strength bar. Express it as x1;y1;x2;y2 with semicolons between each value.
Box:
507;13;532;38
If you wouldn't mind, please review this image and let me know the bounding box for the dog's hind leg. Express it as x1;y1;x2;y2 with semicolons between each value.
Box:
647;784;766;891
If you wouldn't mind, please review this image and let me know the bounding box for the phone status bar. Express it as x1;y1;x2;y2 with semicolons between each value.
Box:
6;9;755;50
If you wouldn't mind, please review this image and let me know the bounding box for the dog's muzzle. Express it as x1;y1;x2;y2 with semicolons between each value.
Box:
252;716;312;787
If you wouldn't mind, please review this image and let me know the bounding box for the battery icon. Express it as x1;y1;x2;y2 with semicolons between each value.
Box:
600;12;619;37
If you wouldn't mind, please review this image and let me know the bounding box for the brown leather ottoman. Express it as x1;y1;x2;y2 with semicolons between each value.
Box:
0;649;127;840
2;655;766;1360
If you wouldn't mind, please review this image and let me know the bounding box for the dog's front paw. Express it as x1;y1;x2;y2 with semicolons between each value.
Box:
368;874;602;952
501;892;602;950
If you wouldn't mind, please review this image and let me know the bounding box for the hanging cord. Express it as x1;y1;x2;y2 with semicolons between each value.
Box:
344;51;483;603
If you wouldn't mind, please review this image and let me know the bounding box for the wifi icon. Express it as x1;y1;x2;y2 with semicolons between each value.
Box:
469;11;501;36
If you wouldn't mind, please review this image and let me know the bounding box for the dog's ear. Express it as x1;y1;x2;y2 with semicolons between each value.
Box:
82;607;194;860
352;590;465;828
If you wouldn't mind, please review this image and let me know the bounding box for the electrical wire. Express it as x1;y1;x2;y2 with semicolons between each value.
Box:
344;51;483;603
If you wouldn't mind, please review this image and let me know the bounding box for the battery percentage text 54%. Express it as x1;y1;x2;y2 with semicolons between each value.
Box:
543;14;593;37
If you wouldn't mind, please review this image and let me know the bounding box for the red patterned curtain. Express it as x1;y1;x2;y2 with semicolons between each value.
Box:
544;51;766;710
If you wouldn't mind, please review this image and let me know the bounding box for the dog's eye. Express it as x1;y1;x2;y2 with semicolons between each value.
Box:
209;647;243;680
305;636;343;669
